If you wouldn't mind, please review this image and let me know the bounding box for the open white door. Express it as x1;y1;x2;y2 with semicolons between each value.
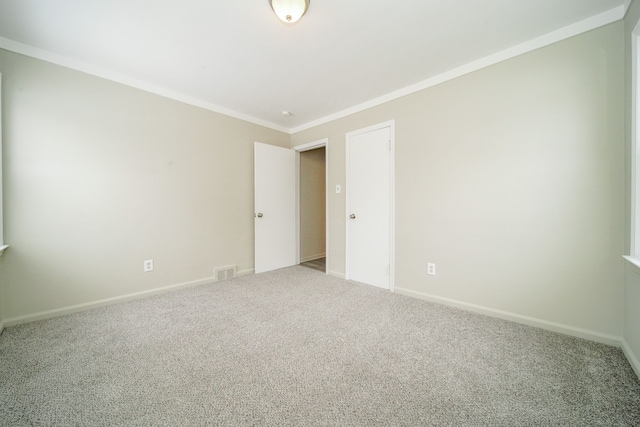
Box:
254;142;296;274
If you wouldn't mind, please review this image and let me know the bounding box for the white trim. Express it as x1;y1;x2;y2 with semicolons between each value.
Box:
390;123;396;292
292;140;328;152
290;6;627;134
3;267;255;327
328;270;345;280
631;21;640;257
623;255;640;271
0;6;626;136
0;73;4;332
237;268;254;277
345;120;395;292
0;37;290;134
395;287;622;347
300;253;326;263
622;339;640;380
625;0;634;13
295;152;301;264
0;73;4;249
3;276;217;327
293;138;329;273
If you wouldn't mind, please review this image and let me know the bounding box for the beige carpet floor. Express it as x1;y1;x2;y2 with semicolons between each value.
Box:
1;266;639;426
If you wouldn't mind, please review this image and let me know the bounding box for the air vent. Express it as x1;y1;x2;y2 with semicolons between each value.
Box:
214;265;237;282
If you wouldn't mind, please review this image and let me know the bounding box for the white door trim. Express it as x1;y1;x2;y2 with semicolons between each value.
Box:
293;138;329;271
345;120;395;291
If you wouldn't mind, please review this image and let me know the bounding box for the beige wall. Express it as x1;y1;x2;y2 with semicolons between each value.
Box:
624;0;640;376
0;73;4;329
299;147;326;261
292;22;625;338
0;19;629;346
0;49;289;320
0;258;4;329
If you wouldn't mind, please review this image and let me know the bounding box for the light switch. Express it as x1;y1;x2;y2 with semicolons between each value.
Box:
336;185;341;194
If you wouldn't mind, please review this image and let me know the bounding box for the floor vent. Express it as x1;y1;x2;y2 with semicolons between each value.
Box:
214;265;237;282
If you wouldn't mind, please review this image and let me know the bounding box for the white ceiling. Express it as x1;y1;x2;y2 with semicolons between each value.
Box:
0;0;630;133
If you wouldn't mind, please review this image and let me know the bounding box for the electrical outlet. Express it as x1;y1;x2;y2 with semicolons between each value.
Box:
144;259;154;272
427;263;436;276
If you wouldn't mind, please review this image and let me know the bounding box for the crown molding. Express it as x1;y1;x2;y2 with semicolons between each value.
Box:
291;4;628;134
0;37;289;134
0;2;628;136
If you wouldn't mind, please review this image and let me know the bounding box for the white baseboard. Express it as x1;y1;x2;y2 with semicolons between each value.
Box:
3;276;218;328
395;287;622;347
4;267;258;328
300;253;326;263
622;339;640;380
237;268;254;277
328;270;345;279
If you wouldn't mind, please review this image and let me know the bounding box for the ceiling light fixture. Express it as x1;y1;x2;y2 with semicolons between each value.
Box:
269;0;310;23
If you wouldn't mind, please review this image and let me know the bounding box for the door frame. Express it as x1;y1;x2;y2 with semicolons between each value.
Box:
292;138;329;271
345;120;395;291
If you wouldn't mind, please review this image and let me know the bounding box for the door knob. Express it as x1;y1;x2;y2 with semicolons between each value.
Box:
256;213;264;218
350;214;356;219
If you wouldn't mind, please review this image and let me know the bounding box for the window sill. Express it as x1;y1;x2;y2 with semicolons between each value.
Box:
0;245;8;256
623;255;640;271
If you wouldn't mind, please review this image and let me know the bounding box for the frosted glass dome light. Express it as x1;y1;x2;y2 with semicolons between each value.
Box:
269;0;310;23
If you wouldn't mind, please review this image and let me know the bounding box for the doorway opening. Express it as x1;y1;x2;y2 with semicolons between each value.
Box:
294;139;328;274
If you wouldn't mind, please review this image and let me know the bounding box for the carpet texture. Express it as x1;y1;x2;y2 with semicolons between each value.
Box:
1;266;639;426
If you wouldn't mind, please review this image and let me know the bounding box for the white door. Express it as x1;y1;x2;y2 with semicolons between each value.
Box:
254;142;296;274
346;123;394;290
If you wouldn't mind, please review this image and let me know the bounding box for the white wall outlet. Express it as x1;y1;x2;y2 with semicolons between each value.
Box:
144;259;154;272
335;184;341;194
427;263;436;276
